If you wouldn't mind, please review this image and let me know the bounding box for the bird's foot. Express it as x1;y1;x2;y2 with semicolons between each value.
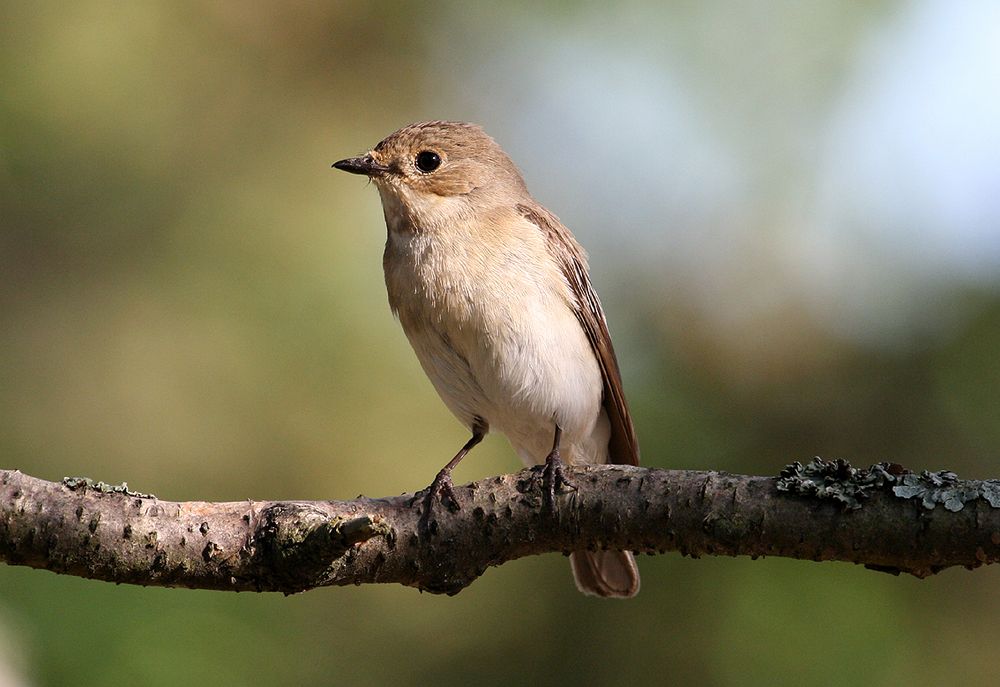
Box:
541;449;577;510
412;468;461;532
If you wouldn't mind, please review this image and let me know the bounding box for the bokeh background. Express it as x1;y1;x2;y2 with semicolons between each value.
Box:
2;1;999;685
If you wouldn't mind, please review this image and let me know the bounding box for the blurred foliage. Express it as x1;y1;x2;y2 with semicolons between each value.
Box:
2;2;999;686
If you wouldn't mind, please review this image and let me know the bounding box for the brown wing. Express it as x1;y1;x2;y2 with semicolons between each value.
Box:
517;203;639;466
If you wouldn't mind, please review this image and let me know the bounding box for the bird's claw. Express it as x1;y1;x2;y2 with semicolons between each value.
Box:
413;469;461;533
542;449;577;509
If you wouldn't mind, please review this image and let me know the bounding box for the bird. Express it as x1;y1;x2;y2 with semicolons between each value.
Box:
333;121;640;598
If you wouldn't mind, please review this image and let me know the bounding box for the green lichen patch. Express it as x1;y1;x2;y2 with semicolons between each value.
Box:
777;458;902;510
777;457;1000;512
62;477;156;500
892;471;1000;512
981;482;1000;507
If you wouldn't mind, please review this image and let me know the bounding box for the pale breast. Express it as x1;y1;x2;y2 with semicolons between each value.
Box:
382;210;604;453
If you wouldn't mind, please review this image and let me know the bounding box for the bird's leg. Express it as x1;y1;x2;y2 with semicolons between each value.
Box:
542;424;577;509
414;423;486;519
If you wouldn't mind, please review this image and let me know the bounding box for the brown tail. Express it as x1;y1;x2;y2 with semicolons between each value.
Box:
570;550;640;598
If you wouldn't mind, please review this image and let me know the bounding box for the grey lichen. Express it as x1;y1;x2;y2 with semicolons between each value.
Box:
777;458;902;510
62;477;156;500
777;457;1000;512
893;471;1000;512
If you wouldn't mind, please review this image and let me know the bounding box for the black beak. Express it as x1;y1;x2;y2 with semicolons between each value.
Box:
332;154;389;177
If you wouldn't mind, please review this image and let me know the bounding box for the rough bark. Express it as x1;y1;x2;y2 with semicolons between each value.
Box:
2;460;1000;595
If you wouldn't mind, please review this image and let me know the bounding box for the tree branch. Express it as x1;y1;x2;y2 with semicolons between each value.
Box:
3;460;1000;595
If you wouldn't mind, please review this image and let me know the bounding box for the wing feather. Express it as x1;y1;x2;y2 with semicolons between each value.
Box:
517;203;639;466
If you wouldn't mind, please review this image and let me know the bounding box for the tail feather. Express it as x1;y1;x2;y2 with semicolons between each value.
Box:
570;550;640;598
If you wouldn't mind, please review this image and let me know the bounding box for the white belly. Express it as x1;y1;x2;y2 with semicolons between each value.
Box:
385;220;609;466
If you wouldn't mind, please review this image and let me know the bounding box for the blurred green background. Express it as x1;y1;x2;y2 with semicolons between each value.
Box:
2;1;999;685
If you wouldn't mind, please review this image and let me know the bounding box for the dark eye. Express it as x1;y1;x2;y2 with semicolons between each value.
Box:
415;150;441;173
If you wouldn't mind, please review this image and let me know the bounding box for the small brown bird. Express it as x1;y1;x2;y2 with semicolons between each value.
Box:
333;121;640;597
